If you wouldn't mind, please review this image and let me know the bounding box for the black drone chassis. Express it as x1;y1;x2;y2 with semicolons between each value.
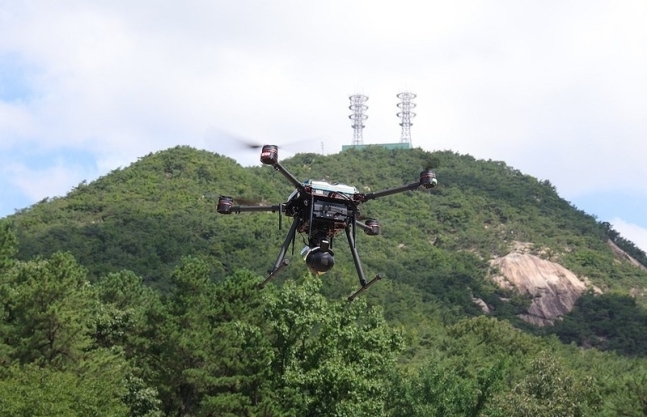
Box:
217;145;437;301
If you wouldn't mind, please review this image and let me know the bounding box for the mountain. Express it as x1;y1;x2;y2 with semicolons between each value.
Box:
4;145;647;415
8;145;647;342
11;145;647;296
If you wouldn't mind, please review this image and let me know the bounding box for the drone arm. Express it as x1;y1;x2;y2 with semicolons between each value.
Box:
230;204;283;214
355;219;380;236
272;162;306;192
359;170;437;202
258;145;306;192
360;182;421;201
355;220;372;233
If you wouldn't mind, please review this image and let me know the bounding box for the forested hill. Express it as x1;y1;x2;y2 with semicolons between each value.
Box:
9;145;647;347
3;145;647;415
11;145;647;295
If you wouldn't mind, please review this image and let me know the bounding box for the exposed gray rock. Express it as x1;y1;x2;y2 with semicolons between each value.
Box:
491;252;588;326
608;239;647;273
472;297;490;313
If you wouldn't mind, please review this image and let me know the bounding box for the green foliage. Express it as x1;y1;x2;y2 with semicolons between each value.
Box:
122;375;163;417
548;292;647;356
0;251;133;415
5;145;647;415
129;261;407;416
0;220;16;272
0;252;95;366
135;258;269;415
11;146;647;304
485;353;601;416
266;276;404;416
0;363;128;417
386;356;507;417
446;316;542;359
602;221;647;268
0;245;644;415
604;367;647;416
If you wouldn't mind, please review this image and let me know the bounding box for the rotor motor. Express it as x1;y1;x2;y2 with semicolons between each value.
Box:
364;218;381;236
419;170;438;189
260;145;279;165
217;196;233;214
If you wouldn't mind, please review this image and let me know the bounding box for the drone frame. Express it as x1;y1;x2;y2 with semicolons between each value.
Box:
217;145;437;301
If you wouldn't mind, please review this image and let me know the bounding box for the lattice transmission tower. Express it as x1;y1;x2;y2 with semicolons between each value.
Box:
397;92;416;146
348;94;368;146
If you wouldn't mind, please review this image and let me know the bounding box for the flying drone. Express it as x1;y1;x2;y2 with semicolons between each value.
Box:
216;145;437;301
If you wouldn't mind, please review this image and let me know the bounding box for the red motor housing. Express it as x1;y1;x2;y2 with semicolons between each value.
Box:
217;196;233;214
260;145;279;165
364;218;381;236
419;170;437;189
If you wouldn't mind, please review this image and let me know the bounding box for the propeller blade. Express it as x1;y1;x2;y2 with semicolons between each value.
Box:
235;197;266;206
202;193;266;206
204;128;262;151
204;127;316;154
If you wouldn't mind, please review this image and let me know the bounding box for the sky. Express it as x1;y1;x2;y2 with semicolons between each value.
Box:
1;1;646;252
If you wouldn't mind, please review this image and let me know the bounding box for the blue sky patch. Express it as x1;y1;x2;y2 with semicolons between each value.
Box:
0;181;32;218
0;146;99;218
8;146;98;171
0;52;37;102
572;191;647;229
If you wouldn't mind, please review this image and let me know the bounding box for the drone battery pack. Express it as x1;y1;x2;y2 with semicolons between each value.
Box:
312;200;350;222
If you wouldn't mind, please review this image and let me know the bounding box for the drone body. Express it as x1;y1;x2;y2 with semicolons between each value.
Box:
217;145;437;301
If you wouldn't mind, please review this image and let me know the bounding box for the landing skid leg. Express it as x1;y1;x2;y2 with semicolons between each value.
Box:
347;274;382;301
345;225;381;301
259;259;289;289
259;218;300;289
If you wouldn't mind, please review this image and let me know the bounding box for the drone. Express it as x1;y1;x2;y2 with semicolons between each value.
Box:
216;145;437;301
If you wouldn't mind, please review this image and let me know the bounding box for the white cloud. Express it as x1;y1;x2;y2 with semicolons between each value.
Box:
4;161;90;202
0;101;35;143
611;217;647;255
0;1;646;224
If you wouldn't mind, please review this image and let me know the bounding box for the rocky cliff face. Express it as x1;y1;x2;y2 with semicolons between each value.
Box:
490;251;588;326
608;239;647;273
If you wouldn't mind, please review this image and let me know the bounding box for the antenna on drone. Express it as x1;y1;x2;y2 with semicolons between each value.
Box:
349;94;368;146
397;92;416;146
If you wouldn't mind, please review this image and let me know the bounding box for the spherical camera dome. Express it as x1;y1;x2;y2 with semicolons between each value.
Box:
305;250;335;274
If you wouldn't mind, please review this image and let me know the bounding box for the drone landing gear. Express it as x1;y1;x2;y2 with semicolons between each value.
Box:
258;219;299;289
259;259;289;289
345;225;381;301
347;274;382;302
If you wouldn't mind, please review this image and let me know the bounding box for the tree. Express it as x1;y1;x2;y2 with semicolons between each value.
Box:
147;259;275;416
485;352;601;417
93;270;164;416
0;250;130;415
386;356;507;417
0;364;127;417
0;252;94;367
266;275;404;416
0;221;16;273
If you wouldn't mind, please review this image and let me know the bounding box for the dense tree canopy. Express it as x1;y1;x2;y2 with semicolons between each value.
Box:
2;219;647;415
3;146;647;414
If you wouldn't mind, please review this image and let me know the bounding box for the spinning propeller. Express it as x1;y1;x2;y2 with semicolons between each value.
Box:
204;127;315;160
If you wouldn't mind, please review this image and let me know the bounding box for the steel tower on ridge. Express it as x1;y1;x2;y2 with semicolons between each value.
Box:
397;92;416;146
349;94;368;146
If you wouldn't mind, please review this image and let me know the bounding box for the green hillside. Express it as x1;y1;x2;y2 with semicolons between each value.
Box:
3;145;647;415
11;146;647;306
